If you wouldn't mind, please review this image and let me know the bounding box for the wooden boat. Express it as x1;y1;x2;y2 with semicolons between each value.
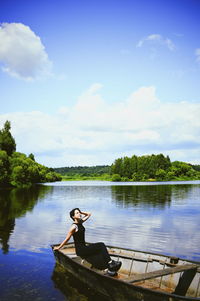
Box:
51;242;200;301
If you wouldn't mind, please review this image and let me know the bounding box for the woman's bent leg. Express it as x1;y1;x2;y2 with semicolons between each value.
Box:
78;242;111;263
78;242;122;273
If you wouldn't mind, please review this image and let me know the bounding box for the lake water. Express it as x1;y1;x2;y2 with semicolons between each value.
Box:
0;180;200;300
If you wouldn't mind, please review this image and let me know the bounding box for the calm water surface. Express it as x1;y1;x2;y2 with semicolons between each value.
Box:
0;180;200;300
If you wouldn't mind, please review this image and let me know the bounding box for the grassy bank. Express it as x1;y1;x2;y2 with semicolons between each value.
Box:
62;174;112;181
61;174;200;182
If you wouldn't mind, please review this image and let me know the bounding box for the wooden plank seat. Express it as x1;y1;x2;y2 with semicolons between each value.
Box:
81;253;108;270
110;252;178;266
111;253;153;263
125;263;199;283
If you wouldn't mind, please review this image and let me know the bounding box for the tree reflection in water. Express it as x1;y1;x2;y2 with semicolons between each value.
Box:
111;184;195;208
0;185;52;253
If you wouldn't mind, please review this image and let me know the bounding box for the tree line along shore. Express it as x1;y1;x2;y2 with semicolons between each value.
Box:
54;155;200;182
1;121;200;188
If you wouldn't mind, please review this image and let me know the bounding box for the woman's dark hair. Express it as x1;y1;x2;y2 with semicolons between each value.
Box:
70;208;80;220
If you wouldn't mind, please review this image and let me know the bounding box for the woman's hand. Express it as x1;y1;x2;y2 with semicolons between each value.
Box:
80;211;91;222
53;246;60;251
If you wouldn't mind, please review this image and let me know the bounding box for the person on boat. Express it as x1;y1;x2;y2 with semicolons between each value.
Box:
54;208;122;276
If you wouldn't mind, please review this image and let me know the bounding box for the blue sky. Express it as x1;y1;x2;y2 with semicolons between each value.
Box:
0;0;200;167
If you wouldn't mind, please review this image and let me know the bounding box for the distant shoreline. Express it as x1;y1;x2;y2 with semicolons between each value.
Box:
61;175;200;182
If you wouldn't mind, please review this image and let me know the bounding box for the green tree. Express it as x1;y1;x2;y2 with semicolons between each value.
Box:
0;122;61;188
186;169;196;178
155;169;167;181
165;171;175;181
10;153;32;187
28;153;35;161
123;156;132;178
45;172;62;182
111;174;121;182
27;165;40;182
130;155;137;174
0;150;10;186
131;172;138;181
171;161;192;177
0;121;16;156
111;158;123;176
137;156;149;176
10;165;27;187
156;154;171;170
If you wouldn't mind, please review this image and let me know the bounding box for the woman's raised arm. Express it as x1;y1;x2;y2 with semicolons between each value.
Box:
80;210;91;222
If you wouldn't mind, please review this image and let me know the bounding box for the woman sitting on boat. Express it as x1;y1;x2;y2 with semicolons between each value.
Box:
54;208;122;276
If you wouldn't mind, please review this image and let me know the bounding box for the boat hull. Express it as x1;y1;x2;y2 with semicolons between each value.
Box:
52;244;200;301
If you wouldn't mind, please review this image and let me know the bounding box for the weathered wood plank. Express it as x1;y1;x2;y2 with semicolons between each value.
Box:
173;268;197;296
111;253;153;262
125;263;199;283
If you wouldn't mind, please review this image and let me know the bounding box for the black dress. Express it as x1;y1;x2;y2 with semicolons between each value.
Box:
72;220;111;270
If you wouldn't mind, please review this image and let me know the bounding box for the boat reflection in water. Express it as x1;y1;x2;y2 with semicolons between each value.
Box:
51;262;110;301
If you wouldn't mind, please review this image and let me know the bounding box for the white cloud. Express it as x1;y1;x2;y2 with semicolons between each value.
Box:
0;85;200;166
137;34;175;51
195;48;200;62
0;22;52;80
